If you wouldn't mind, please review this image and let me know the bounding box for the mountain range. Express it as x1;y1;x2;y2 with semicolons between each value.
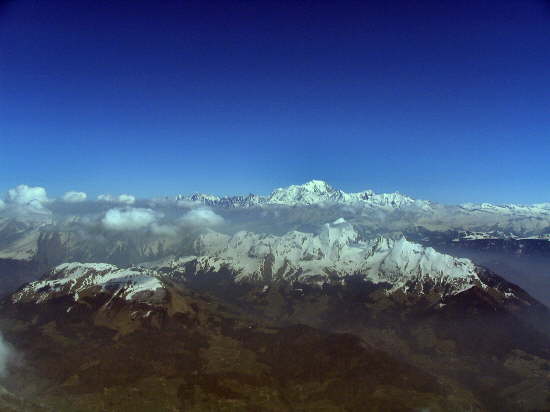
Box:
1;180;548;299
176;180;550;217
2;233;550;410
0;180;550;410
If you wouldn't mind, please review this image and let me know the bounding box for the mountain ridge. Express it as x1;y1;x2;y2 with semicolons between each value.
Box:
4;249;550;411
168;218;485;298
174;179;550;214
176;179;433;209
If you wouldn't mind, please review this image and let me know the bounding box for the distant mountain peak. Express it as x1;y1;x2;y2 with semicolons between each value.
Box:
268;180;340;205
171;179;433;209
292;179;334;192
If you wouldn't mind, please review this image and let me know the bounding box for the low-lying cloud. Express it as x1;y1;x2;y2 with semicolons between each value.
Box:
180;208;224;227
102;207;160;231
62;191;87;203
98;194;136;205
1;185;52;221
0;332;13;377
6;184;49;208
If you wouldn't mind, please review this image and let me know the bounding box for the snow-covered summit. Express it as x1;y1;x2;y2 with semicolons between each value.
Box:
266;181;436;210
188;193;221;203
169;219;481;296
174;180;432;210
268;180;344;205
459;202;550;217
12;262;165;304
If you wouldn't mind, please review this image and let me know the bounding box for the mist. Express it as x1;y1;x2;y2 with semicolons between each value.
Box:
441;247;550;307
0;332;12;377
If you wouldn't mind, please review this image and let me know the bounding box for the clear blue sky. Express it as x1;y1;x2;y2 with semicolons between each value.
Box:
1;0;549;204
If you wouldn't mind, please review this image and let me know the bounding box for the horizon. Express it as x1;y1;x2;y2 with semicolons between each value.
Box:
1;0;550;204
2;3;550;411
1;178;549;207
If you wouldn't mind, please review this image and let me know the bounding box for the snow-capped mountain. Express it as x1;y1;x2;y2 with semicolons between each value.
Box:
5;262;504;412
176;180;433;210
12;262;165;304
267;180;435;210
5;228;549;411
459;202;550;217
12;220;524;306
267;180;371;205
173;180;550;228
1;180;549;300
167;219;487;297
452;230;550;242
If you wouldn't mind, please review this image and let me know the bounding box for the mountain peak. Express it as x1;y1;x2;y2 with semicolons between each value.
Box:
169;180;436;209
171;223;481;295
268;180;340;205
12;262;165;304
319;217;359;252
300;179;334;192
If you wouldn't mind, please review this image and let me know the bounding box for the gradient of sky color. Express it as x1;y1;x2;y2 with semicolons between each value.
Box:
1;0;549;204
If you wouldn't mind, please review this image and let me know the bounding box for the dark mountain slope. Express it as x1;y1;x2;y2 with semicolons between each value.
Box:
0;266;468;412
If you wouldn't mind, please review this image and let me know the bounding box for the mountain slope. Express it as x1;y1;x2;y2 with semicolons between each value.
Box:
168;219;488;298
3;258;550;411
151;224;550;411
0;263;471;412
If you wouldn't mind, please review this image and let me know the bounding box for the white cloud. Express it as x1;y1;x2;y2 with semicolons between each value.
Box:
98;194;136;205
0;332;13;377
6;185;49;208
102;207;160;231
97;194;114;202
118;194;135;205
62;191;87;203
0;199;5;210
179;208;224;227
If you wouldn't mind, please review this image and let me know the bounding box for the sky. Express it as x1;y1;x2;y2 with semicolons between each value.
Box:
1;0;549;204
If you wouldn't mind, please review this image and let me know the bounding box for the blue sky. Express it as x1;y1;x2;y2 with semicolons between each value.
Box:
1;0;549;204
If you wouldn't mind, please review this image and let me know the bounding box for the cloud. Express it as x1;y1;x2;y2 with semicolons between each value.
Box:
118;194;136;204
97;194;114;202
6;184;49;208
98;194;136;205
179;208;224;227
2;185;52;220
102;207;160;231
0;199;4;210
0;332;13;377
176;199;201;208
62;191;87;203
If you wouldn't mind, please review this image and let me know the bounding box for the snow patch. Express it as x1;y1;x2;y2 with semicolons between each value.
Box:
12;262;164;304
